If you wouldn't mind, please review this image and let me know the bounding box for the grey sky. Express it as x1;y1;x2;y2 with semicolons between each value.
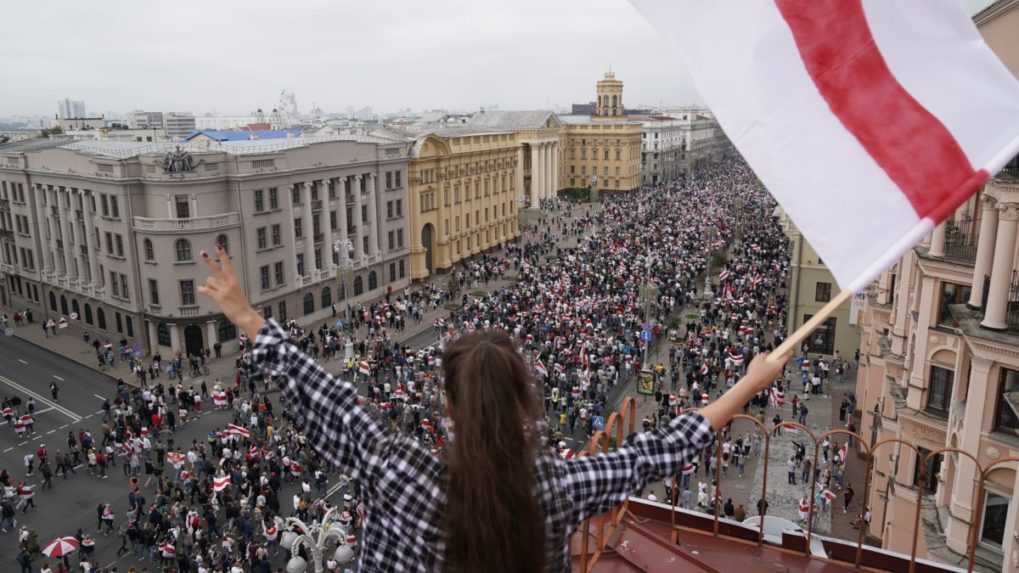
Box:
0;0;994;117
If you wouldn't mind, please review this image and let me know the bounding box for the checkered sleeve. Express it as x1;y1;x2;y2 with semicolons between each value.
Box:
252;319;384;480
563;412;714;523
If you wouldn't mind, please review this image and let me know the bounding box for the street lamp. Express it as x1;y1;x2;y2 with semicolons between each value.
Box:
517;195;527;276
280;507;355;573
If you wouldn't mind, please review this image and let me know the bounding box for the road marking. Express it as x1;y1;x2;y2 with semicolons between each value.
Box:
0;375;83;422
18;441;27;446
83;414;93;419
2;447;10;453
46;429;55;434
94;410;103;415
93;394;105;401
52;375;64;381
17;359;28;365
58;424;68;430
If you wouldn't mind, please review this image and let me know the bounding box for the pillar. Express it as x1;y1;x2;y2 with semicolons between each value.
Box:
906;276;936;411
60;190;73;278
516;146;525;207
285;183;300;283
969;195;999;308
34;186;53;275
322;179;333;272
543;143;552;200
529;144;540;206
146;319;158;354
83;190;100;286
981;203;1019;330
68;192;83;282
302;182;315;278
206;320;218;349
929;221;947;257
338;177;349;263
367;173;380;259
947;355;992;553
353;175;364;262
552;142;559;196
169;322;181;354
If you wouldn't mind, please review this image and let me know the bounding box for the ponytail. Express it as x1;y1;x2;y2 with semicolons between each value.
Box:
442;330;545;572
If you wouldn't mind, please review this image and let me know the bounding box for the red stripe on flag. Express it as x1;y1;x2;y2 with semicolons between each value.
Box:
775;0;988;222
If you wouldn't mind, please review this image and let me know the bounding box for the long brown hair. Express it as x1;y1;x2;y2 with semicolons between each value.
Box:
442;330;546;572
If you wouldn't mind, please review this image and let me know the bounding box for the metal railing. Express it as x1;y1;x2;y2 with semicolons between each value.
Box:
944;215;977;263
572;400;1014;573
1007;269;1019;331
133;212;240;232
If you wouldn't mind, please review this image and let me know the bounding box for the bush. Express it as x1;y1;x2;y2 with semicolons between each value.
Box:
558;187;592;202
711;251;728;268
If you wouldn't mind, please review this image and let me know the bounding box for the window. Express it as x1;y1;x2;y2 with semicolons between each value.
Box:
278;301;287;322
254;189;264;212
148;279;160;305
395;171;402;188
330;210;337;231
262;306;273;320
109;196;119;218
814;282;832;303
387;201;394;219
175;239;192;262
294;218;303;239
292;187;300;205
389;263;396;283
105;232;113;254
260;265;270;290
269;187;279;210
100;194;109;216
912;447;941;494
803;315;836;355
297;254;305;277
274;261;285;285
218;318;237;342
321;287;332;309
303;293;315;315
388;231;395;250
314;248;322;270
361;205;368;224
144;239;155;261
994;368;1019;437
271;224;282;246
981;492;1008;548
157;323;171;346
115;234;124;257
399;259;405;279
110;271;119;297
256;227;267;250
180;280;196;305
386;171;393;189
115;312;123;333
368;270;378;291
926;366;953;416
362;236;369;255
937;282;970;325
354;275;364;296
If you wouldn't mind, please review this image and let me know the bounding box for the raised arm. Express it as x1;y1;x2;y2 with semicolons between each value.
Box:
564;353;786;523
198;246;384;478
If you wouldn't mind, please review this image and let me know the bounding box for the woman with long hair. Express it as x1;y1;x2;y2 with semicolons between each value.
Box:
198;246;786;572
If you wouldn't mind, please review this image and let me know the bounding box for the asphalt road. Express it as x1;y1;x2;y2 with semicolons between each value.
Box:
0;335;346;571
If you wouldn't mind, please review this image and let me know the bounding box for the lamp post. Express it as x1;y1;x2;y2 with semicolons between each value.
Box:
517;195;527;276
333;238;354;321
279;507;355;573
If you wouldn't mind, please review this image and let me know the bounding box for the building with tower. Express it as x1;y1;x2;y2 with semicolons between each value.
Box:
558;72;642;194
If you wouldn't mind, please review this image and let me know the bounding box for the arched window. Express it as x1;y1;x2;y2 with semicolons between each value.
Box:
71;299;80;317
368;271;378;291
84;304;93;324
143;238;155;262
60;295;68;315
175;239;192;262
321;286;332;309
97;308;107;330
303;292;314;315
216;234;229;254
353;276;364;296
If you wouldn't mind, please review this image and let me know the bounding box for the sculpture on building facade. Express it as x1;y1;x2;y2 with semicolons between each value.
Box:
162;146;198;173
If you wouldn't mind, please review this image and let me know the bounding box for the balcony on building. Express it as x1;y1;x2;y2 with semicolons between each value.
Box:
133;212;240;233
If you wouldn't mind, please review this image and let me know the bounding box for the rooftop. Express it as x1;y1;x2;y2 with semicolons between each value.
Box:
559;114;641;126
54;133;406;160
0;137;75;154
466;110;557;130
182;128;303;142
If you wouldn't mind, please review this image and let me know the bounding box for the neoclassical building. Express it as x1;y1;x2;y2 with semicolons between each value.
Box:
0;134;410;356
559;72;642;194
466;111;562;207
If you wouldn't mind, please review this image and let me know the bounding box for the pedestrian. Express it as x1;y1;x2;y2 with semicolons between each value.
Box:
787;456;797;485
50;382;59;401
844;485;855;514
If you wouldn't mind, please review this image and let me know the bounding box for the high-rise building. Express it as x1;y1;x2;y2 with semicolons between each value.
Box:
129;111;164;130
0;134;410;356
56;98;86;119
164;112;197;140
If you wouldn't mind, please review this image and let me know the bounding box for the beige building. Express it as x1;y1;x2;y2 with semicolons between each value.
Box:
780;209;860;359
854;4;1019;570
0;134;410;356
559;72;642;194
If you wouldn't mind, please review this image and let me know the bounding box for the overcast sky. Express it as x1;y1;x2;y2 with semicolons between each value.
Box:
0;0;995;118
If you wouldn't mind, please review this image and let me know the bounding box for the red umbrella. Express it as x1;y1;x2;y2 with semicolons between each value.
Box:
42;536;80;558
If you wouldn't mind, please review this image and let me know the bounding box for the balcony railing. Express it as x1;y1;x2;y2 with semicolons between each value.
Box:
944;214;977;263
178;305;200;317
1008;270;1019;331
133;212;240;232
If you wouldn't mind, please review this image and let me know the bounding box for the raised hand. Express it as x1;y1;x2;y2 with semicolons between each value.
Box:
198;245;265;339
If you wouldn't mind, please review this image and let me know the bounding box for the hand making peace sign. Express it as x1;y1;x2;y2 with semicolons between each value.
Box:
199;245;265;339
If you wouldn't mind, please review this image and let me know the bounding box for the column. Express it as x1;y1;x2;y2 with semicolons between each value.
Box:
82;190;100;286
367;173;380;259
33;186;53;276
353;175;364;262
284;183;300;282
60;190;73;278
969;195;998;308
516;146;525;208
929;222;947;257
322;179;333;272
301;182;315;278
47;188;59;275
146;319;158;353
947;355;992;553
552;142;559;195
206;320;219;350
981;203;1019;330
169;322;181;354
338;177;349;263
543;143;551;200
906;276;936;411
68;191;83;282
529;144;540;206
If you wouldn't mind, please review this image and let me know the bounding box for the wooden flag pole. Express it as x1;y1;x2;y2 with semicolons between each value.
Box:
768;289;854;362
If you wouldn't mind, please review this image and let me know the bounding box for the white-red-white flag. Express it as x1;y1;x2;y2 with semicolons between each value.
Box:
631;0;1019;291
213;475;231;492
224;423;251;438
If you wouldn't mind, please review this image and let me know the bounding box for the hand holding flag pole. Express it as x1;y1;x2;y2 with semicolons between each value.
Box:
767;289;853;363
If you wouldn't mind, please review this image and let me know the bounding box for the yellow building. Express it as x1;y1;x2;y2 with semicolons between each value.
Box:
780;208;861;358
406;127;521;279
559;72;642;194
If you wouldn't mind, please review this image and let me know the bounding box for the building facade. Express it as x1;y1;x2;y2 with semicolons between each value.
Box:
780;209;861;359
129;111;165;130
640;109;731;186
853;4;1019;571
164;113;197;140
559;72;642;194
466;111;562;207
0;135;410;357
57;99;86;120
405;127;521;279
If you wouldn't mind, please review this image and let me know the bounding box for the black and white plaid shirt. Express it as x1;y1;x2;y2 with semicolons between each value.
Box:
254;319;714;572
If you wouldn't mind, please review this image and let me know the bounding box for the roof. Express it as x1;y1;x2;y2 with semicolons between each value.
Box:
56;134;404;160
466;110;557;130
0;137;75;154
182;128;303;142
558;114;640;126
